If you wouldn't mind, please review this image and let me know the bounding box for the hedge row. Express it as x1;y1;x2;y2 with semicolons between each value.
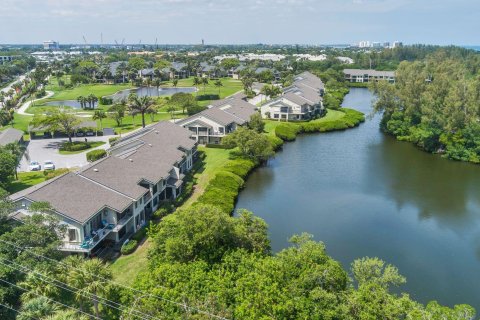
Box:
275;123;302;141
60;142;91;152
196;158;257;214
121;240;138;255
274;108;365;141
86;149;107;162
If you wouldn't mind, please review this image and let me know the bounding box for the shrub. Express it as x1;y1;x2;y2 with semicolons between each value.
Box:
60;142;90;152
197;171;245;213
100;97;113;105
121;240;138;255
109;137;119;145
205;144;230;149
196;94;220;101
222;159;256;179
267;135;284;150
86;149;107;162
153;200;175;220
275;123;302;141
44;168;69;180
131;227;147;242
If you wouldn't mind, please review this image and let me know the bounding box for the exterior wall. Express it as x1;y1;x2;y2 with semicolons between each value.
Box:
179;116;228;144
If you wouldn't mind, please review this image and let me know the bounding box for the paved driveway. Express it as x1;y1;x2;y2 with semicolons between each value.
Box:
19;136;112;172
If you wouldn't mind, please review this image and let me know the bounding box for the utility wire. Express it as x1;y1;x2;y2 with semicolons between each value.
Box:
0;239;229;320
0;258;157;320
0;278;102;320
0;301;38;320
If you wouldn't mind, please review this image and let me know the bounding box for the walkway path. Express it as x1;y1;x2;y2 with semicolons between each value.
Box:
17;90;54;115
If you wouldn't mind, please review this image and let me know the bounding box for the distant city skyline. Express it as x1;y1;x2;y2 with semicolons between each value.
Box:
1;0;479;45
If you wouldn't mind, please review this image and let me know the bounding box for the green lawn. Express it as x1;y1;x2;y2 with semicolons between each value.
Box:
45;77;133;101
184;147;231;206
109;146;231;284
264;109;346;135
58;141;106;155
109;238;151;286
7;172;46;194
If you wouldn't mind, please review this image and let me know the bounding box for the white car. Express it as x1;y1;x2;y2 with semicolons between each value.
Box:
29;161;41;171
44;160;55;170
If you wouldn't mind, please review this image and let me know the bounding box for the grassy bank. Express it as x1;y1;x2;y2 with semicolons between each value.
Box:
267;108;365;141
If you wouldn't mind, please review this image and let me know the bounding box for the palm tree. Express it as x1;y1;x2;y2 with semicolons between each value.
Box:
76;96;86;109
92;110;107;130
172;78;178;88
17;296;59;320
88;94;98;109
201;77;209;95
193;77;201;96
241;76;254;94
127;94;155;128
19;269;61;302
153;78;162;91
214;79;223;96
80;259;113;318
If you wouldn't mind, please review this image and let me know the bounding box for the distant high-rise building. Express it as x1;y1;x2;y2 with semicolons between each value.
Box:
43;40;59;50
392;41;403;48
372;42;382;48
383;42;390;48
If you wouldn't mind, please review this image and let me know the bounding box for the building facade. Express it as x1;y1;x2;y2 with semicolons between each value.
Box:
343;69;395;83
9;122;197;255
261;71;325;121
43;40;60;50
176;95;257;144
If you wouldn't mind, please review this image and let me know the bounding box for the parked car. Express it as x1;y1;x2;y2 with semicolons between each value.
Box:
29;161;41;171
44;160;55;170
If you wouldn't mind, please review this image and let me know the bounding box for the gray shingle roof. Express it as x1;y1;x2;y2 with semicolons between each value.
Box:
0;128;23;146
17;172;132;224
9;121;197;224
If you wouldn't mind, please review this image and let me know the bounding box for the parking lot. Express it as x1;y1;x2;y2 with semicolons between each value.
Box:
19;136;112;172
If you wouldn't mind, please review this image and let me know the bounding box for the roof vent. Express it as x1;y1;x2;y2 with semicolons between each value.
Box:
93;168;99;172
129;159;133;162
148;143;152;147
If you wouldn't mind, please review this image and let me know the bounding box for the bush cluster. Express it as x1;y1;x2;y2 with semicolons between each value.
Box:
273;108;365;141
120;240;138;255
196;94;220;101
275;123;302;141
44;168;69;180
86;149;107;162
60;142;91;152
196;158;256;213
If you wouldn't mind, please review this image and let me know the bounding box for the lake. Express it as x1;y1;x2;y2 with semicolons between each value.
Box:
235;88;480;309
45;86;197;109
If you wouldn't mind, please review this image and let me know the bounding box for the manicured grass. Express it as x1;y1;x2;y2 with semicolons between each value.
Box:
109;147;232;284
109;238;151;286
7;172;46;194
184;147;231;206
45;80;133;101
264;109;346;135
58;141;106;155
164;77;243;101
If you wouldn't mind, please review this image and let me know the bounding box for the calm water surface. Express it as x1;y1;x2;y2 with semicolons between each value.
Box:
235;88;480;309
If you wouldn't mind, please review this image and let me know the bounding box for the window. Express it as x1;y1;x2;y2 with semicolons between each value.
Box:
219;127;224;134
68;229;77;242
274;114;279;119
135;201;138;209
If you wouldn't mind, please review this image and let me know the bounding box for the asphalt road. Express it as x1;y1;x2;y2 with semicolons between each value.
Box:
19;136;111;172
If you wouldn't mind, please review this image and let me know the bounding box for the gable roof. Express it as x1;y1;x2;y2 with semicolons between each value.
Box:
0;128;23;146
9;121;197;224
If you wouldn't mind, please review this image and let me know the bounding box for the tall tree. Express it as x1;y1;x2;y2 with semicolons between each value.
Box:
32;110;81;143
92;110;107;130
127;94;155;128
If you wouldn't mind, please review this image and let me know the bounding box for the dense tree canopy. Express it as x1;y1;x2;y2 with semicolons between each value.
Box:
371;50;480;163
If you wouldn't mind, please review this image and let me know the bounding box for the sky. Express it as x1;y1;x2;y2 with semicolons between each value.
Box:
1;0;479;45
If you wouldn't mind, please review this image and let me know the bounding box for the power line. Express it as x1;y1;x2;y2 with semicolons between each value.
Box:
0;239;229;320
0;278;102;320
0;301;38;320
0;258;157;320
